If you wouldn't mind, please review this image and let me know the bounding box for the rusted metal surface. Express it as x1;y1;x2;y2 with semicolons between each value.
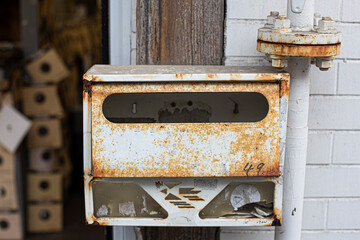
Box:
91;82;280;178
83;65;289;82
84;177;282;227
257;14;342;61
83;65;288;227
258;30;341;45
257;40;341;57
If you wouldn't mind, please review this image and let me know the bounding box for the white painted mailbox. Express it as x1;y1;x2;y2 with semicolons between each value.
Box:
83;65;289;226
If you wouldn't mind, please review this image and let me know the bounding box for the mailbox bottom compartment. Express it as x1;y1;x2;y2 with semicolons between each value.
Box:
93;182;168;219
199;182;274;219
88;178;281;226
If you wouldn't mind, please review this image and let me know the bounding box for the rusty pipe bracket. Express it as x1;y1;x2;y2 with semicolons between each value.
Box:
257;13;342;71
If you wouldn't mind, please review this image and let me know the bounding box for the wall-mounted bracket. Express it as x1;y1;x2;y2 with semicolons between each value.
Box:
257;13;342;71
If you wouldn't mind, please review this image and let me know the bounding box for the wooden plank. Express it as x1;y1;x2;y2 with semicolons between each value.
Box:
137;0;162;64
136;1;224;238
137;0;224;65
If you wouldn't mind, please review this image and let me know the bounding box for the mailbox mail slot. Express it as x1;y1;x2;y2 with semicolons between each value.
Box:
84;65;289;227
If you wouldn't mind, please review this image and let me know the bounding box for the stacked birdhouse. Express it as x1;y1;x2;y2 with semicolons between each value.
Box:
0;49;31;240
23;48;72;233
0;102;25;240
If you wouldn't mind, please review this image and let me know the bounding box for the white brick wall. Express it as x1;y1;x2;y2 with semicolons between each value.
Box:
223;0;360;239
129;0;359;238
338;62;360;94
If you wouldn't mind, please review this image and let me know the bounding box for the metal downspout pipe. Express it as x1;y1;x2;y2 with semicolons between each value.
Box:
275;0;315;239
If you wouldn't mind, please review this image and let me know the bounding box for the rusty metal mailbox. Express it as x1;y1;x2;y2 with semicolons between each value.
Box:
83;65;289;226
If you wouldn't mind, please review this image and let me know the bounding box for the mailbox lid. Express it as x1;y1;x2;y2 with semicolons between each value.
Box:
84;66;289;178
84;65;288;82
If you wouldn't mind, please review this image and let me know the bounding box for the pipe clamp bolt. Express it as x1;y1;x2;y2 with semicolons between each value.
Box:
315;56;335;71
272;16;292;33
265;11;280;29
317;17;337;33
270;55;288;71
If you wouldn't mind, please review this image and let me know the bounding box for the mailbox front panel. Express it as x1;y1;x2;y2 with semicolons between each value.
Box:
84;65;289;227
91;82;280;178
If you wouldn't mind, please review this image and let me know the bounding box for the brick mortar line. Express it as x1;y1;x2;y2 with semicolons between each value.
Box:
335;62;340;94
308;129;360;132
221;230;360;233
304;197;360;200
226;19;266;23
310;95;360;99
330;130;335;165
340;0;345;21
306;163;360;166
310;94;360;97
324;200;329;231
302;230;360;233
309;130;360;133
306;165;360;168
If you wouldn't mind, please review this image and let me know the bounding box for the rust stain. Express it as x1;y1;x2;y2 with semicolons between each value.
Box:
83;74;93;81
174;74;196;80
175;74;184;80
83;79;92;97
254;73;289;81
229;74;243;81
93;76;104;82
83;74;105;82
322;17;333;21
89;81;285;178
206;73;219;79
259;32;341;45
257;40;341;57
280;79;290;99
83;175;87;190
87;213;110;226
273;207;282;225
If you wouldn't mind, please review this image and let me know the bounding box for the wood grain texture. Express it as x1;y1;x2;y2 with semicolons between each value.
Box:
137;0;224;65
137;1;224;238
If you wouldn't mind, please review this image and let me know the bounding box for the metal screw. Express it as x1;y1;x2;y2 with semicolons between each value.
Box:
264;11;279;28
270;55;288;71
272;16;292;33
315;56;335;71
